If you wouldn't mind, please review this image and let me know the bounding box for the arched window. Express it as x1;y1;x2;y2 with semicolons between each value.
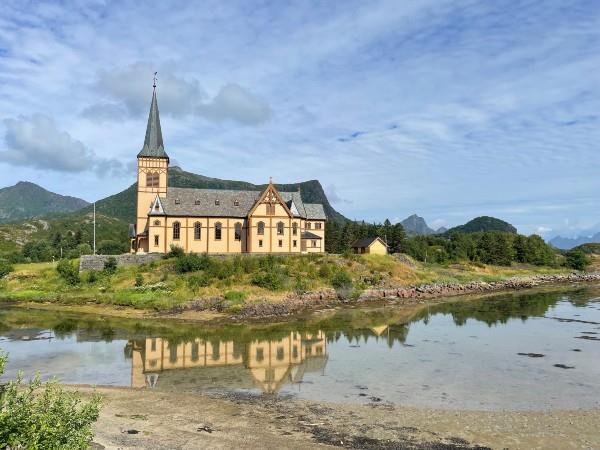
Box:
146;172;159;188
172;222;180;240
214;222;222;240
234;222;242;241
292;222;298;236
194;222;201;240
277;222;284;235
257;221;265;235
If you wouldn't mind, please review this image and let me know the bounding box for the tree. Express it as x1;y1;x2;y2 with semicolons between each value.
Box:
565;250;590;271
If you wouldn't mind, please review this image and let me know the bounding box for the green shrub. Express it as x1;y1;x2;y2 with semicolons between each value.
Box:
331;270;352;290
294;277;310;295
252;271;285;291
56;259;80;285
224;290;248;303
187;273;211;290
103;257;118;274
0;351;101;449
166;244;185;258
135;273;144;287
565;250;590;271
0;259;13;279
86;270;98;284
97;240;127;255
175;253;211;273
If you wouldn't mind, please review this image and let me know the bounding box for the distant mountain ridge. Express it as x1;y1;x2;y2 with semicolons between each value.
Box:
0;181;89;224
549;233;600;250
401;214;435;235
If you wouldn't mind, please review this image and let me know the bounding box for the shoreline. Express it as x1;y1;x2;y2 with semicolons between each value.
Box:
2;271;599;324
75;385;599;450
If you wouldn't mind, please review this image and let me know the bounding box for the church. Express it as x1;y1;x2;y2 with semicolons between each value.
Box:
131;86;326;254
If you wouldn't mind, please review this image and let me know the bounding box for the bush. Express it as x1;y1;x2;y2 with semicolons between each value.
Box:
166;244;185;258
252;271;285;291
56;259;80;285
135;273;144;287
103;257;118;274
0;260;13;279
86;270;98;284
294;277;310;295
331;270;353;290
187;273;211;290
565;250;590;271
175;253;211;273
97;240;127;255
0;351;101;449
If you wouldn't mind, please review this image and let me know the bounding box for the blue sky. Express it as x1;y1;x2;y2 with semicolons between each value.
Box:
0;0;599;238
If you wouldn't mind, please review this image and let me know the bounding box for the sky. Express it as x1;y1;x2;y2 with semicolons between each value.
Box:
0;0;599;239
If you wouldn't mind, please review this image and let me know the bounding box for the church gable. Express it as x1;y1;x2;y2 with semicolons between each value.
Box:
148;194;166;215
248;182;293;218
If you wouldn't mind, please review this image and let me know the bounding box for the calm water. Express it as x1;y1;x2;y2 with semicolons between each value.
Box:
1;287;600;411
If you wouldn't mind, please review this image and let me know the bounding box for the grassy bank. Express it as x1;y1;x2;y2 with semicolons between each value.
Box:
0;253;572;312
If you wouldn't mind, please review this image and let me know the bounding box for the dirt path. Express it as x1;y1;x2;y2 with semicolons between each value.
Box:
80;386;600;450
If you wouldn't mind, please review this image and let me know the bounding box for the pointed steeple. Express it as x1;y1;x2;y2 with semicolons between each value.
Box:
137;83;169;160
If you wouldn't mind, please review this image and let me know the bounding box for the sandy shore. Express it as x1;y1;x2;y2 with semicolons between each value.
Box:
78;386;600;450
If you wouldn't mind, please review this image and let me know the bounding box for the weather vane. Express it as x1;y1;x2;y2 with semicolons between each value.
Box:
153;72;157;90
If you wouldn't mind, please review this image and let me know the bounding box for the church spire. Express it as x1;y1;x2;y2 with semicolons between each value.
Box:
137;75;169;160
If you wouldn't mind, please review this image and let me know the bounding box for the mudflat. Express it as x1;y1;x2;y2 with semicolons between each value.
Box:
81;386;600;450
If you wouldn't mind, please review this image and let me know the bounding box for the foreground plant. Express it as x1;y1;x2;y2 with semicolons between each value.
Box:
0;352;101;449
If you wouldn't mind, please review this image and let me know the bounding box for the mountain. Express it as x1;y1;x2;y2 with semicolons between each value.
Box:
549;233;600;250
401;214;436;235
0;181;89;224
446;216;517;234
82;166;348;224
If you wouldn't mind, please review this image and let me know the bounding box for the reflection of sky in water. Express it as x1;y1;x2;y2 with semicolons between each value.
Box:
1;292;599;411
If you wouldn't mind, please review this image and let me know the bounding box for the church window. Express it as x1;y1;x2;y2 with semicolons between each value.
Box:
293;240;297;247
292;223;298;236
234;222;242;241
266;203;275;215
258;239;263;247
312;240;317;247
146;172;159;188
278;240;283;247
257;221;265;235
215;222;222;240
277;222;284;235
153;220;160;226
194;222;201;240
154;235;159;246
315;222;322;229
306;222;312;229
172;222;181;240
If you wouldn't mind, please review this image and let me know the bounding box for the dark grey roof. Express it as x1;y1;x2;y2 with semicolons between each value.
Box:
128;224;136;238
138;90;169;159
304;203;326;220
301;231;322;240
351;236;386;248
158;187;325;220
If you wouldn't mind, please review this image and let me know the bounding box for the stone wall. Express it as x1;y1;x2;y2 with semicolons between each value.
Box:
79;254;163;272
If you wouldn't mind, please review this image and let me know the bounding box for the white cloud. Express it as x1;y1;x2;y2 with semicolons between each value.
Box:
0;115;123;175
196;84;271;125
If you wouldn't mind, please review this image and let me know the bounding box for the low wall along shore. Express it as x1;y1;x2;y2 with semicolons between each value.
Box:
79;254;163;272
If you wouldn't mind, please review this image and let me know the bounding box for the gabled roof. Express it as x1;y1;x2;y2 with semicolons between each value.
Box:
138;90;169;160
351;236;387;248
156;186;327;220
303;203;326;220
148;194;166;215
301;231;322;240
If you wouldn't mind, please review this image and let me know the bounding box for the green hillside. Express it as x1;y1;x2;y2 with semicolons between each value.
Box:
0;181;89;223
446;216;517;234
81;166;347;224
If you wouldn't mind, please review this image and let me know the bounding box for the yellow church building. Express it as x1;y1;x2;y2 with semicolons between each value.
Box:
131;87;326;254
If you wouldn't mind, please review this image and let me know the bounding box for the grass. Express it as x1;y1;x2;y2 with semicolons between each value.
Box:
0;253;575;312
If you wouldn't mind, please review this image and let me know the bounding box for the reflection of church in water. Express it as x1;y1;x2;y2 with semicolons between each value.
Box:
128;331;328;394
